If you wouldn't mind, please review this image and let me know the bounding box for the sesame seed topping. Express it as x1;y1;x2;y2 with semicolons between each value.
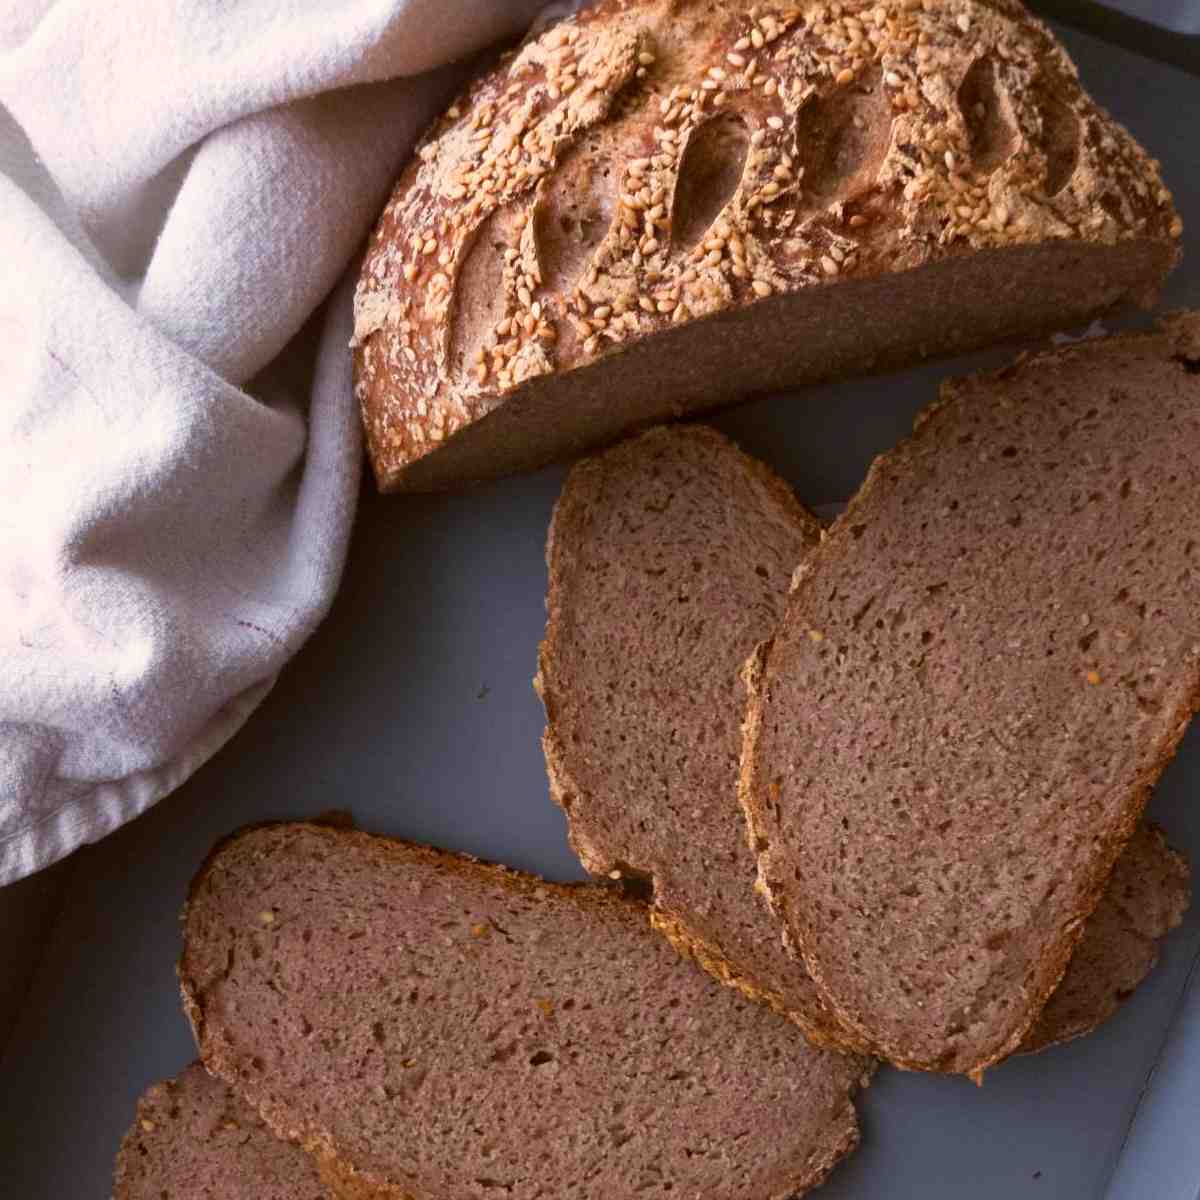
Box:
821;255;840;275
766;115;784;130
836;67;855;85
727;51;747;67
1086;670;1102;686
752;279;772;297
957;12;972;31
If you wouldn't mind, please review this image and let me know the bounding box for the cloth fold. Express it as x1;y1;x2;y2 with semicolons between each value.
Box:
0;0;547;885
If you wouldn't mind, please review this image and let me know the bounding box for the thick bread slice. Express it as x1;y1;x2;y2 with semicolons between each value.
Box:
113;1062;329;1200
353;0;1179;492
180;823;866;1200
1022;822;1190;1053
740;312;1200;1076
536;425;860;1050
539;424;1191;1058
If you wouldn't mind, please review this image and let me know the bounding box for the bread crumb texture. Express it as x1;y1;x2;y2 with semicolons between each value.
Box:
740;313;1200;1076
353;0;1176;481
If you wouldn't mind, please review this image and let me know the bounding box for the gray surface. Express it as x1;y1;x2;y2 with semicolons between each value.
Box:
1;21;1199;1200
1098;0;1200;34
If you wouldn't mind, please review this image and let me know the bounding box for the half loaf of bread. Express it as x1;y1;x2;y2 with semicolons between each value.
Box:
740;312;1200;1076
538;423;1189;1058
181;823;867;1200
353;0;1179;491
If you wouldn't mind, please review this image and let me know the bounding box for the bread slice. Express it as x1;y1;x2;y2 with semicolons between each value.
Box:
740;312;1200;1076
180;823;866;1200
353;0;1179;491
1022;822;1189;1053
113;1062;330;1200
538;423;1190;1058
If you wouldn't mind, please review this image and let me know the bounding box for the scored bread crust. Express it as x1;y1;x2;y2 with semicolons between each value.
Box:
180;821;864;1200
353;0;1179;490
738;312;1200;1078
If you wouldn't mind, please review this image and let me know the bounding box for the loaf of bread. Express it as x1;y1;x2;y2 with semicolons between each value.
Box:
181;823;867;1200
538;423;1190;1058
113;1062;330;1200
353;0;1179;491
740;312;1200;1077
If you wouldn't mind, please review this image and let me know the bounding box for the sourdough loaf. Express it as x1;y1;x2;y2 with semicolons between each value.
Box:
353;0;1179;491
113;1062;329;1200
180;823;866;1200
740;312;1200;1076
539;423;1190;1057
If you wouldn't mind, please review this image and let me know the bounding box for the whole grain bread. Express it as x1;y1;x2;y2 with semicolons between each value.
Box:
113;1062;330;1200
538;423;1191;1058
740;311;1200;1076
353;0;1179;492
180;823;866;1200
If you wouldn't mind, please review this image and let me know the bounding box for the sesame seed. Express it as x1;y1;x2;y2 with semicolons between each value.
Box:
808;629;825;642
849;213;868;227
422;237;438;255
1086;670;1102;686
402;263;417;282
727;51;747;67
763;77;778;95
141;1119;156;1133
944;149;957;171
761;181;781;197
639;296;656;313
447;105;461;119
656;298;674;313
766;115;784;130
751;27;765;48
259;910;276;925
821;255;840;275
751;129;766;145
836;67;855;85
708;65;727;80
774;164;792;180
957;12;971;31
885;70;902;86
583;335;599;355
518;285;532;306
638;50;656;65
1170;216;1184;237
752;279;772;297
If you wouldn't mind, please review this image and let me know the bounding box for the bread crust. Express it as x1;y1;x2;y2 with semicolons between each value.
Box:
354;0;1179;490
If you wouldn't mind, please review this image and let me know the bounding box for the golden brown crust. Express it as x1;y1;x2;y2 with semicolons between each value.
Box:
354;0;1179;488
738;313;1200;1078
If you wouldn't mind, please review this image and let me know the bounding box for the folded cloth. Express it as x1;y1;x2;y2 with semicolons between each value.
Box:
0;0;548;885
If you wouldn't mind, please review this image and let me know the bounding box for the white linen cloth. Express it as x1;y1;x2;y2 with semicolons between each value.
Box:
0;0;549;885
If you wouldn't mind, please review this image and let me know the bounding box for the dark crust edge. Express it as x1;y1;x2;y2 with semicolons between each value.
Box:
738;312;1200;1078
180;819;861;1200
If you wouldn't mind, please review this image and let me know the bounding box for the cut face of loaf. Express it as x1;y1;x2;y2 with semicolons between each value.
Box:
740;312;1200;1076
538;424;1189;1058
353;0;1179;491
113;1063;330;1200
180;824;866;1200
